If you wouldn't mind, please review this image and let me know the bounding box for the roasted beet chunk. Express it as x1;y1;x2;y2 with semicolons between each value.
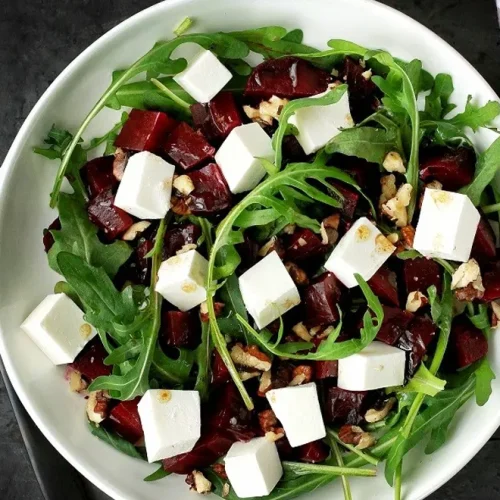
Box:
403;257;442;295
397;315;436;377
43;218;61;253
187;163;232;215
82;156;116;197
472;216;497;261
314;360;339;379
339;57;378;122
164;122;216;171
483;268;500;301
70;339;111;382
297;440;329;463
323;387;370;425
108;398;144;444
419;147;475;190
87;189;134;239
368;265;399;307
163;223;202;259
331;181;359;219
286;228;327;262
245;56;331;99
115;109;177;152
303;272;343;326
447;317;488;369
135;238;154;284
163;431;234;474
376;306;414;346
212;350;230;386
191;91;243;142
162;310;201;349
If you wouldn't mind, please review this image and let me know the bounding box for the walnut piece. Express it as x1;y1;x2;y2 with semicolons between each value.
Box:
68;369;88;393
265;430;285;442
113;148;128;181
231;344;272;372
186;470;212;495
406;291;429;313
200;301;224;322
243;95;289;126
176;243;198;255
491;301;500;328
222;483;231;498
365;398;396;423
285;261;309;286
400;225;415;249
86;390;109;424
292;322;312;342
382;183;413;228
258;409;278;433
258;236;284;258
122;221;151;241
173;174;195;195
257;370;273;397
289;365;313;386
382;151;406;173
170;195;192;215
451;259;484;291
338;425;376;449
211;463;228;480
379;174;397;209
320;214;340;245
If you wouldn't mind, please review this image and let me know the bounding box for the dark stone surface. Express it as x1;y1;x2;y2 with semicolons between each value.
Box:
0;0;499;499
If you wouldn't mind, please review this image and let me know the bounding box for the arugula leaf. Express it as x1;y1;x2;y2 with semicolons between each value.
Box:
329;437;353;500
474;358;495;406
86;112;129;155
218;273;249;341
281;461;376;477
49;193;131;277
424;74;455;120
194;321;211;400
448;96;500;132
151;346;195;385
88;422;144;460
393;363;446;397
460;136;500;206
144;464;171;482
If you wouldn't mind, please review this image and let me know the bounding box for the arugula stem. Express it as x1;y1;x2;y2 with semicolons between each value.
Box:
394;464;403;500
481;202;500;214
327;429;379;466
151;78;191;109
434;258;456;276
173;17;193;37
329;436;353;500
282;461;376;477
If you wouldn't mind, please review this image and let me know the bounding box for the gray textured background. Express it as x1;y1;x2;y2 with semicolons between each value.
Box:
0;0;499;499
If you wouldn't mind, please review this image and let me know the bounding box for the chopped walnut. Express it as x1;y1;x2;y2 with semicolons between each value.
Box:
243;95;289;126
289;365;313;386
186;470;212;495
379;174;397;209
231;344;272;372
365;398;396;423
320;214;340;245
113;148;128;181
258;409;279;433
265;430;285;442
122;221;151;241
171;195;192;215
285;261;309;286
455;283;485;302
361;69;373;80
400;225;415;249
426;180;443;190
383;152;406;173
200;301;225;322
86;390;109;424
452;259;485;301
173;174;195;195
258;236;284;258
176;243;198;255
338;425;376;450
382;183;412;227
239;370;260;381
491;301;500;328
282;223;296;235
222;483;231;498
386;233;399;244
68;369;88;393
406;291;429;313
309;325;323;337
292;322;312;342
258;370;273;397
211;463;228;480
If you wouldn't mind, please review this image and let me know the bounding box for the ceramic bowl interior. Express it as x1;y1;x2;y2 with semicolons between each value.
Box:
1;0;499;499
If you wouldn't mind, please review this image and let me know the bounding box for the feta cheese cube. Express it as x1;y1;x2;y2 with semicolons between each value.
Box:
413;189;481;262
215;123;273;194
173;49;232;103
266;383;326;447
288;89;353;155
137;389;201;462
325;217;395;288
155;249;208;311
239;251;300;329
20;294;96;365
114;151;174;219
224;437;283;498
337;341;406;391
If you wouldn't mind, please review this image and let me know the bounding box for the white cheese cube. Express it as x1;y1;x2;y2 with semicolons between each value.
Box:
413;189;480;262
20;294;96;365
155;249;208;311
138;389;201;462
114;151;174;219
173;49;232;103
325;217;395;288
288;90;353;155
239;251;300;329
266;383;326;447
337;341;406;391
224;437;283;498
215;123;273;194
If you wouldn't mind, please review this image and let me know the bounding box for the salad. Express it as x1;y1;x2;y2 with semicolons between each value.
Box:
23;18;500;500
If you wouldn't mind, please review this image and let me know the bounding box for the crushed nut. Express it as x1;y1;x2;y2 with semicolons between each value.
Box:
258;236;284;258
400;225;415;249
379;174;397;209
455;283;485;302
239;370;261;381
171;195;192;215
231;344;272;372
292;322;312;342
222;483;231;498
382;183;412;227
406;291;429;313
265;430;285;442
365;398;396;423
282;223;296;235
320;214;340;245
338;425;376;449
452;259;485;301
122;221;151;241
491;301;500;328
86;390;109;424
289;365;313;386
386;233;399;244
361;69;373;80
200;301;224;322
112;148;128;181
211;463;228;480
68;369;88;393
186;470;212;495
309;325;323;337
258;370;273;396
258;409;278;433
173;174;195;195
177;243;198;255
285;261;309;286
243;95;289;126
426;180;443;190
383;151;406;173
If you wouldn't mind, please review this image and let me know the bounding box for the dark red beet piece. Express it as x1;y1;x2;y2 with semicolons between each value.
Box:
275;436;295;459
187;163;232;215
483;269;500;301
397;315;437;377
87;189;134;240
162;310;201;349
135;238;154;284
297;440;329;463
286;228;327;262
163;223;202;260
43;218;61;253
245;56;331;99
191;92;243;142
163;431;233;474
368;265;399;307
323;387;370;425
419;147;475;190
331;181;359;219
115;109;177;152
472;216;497;262
108;398;144;444
376;306;414;345
303;272;343;326
212;350;230;386
164;122;216;171
82;156;116;198
237;234;259;272
403;257;442;295
447;317;488;369
314;360;338;379
69;339;111;381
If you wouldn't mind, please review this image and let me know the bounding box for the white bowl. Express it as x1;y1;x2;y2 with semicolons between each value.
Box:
1;0;499;499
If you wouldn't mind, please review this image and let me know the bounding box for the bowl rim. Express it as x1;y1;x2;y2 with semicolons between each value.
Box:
0;1;499;499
